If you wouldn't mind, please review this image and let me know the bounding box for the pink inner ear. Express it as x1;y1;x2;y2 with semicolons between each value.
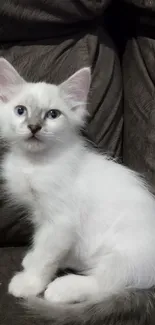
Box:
0;74;8;87
0;94;8;102
0;58;25;102
60;67;91;106
0;74;14;102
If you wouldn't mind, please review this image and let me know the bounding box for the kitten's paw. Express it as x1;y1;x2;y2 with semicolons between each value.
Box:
8;271;45;298
44;275;86;304
22;251;33;269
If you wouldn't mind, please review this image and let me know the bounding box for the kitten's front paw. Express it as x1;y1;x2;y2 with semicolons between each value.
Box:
44;276;86;304
8;271;45;298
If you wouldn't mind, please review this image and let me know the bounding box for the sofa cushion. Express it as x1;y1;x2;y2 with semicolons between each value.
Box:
0;247;46;325
123;36;155;191
123;0;155;11
0;0;110;41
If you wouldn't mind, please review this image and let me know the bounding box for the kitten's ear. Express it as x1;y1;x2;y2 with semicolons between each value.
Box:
60;67;91;126
0;58;25;102
60;67;91;107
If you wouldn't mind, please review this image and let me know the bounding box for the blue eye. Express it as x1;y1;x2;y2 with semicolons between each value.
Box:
46;109;61;119
15;105;27;116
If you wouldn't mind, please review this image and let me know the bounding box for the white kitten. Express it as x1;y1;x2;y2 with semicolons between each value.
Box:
0;58;155;324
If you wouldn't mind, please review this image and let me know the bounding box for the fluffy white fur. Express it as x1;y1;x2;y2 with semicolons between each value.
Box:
0;58;155;306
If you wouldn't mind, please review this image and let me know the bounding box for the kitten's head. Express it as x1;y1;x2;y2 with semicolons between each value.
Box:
0;58;91;153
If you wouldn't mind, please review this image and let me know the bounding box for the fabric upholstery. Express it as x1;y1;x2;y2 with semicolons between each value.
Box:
0;247;46;325
122;0;155;190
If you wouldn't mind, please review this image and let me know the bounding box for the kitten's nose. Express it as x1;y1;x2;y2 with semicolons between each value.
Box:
28;124;42;134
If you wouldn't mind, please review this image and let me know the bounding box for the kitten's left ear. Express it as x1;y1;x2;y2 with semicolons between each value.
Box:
60;67;91;125
0;58;25;102
60;67;91;107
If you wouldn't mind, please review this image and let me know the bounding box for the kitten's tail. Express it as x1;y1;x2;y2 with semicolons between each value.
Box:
25;287;155;325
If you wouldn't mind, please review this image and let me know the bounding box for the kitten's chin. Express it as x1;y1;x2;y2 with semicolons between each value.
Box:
22;138;46;152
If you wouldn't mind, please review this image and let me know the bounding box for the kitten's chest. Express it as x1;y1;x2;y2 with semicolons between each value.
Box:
3;153;61;207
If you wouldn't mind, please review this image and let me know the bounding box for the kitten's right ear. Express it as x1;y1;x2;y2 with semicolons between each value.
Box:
0;58;25;102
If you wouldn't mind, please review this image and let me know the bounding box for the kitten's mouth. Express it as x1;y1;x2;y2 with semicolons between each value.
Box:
27;135;41;142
